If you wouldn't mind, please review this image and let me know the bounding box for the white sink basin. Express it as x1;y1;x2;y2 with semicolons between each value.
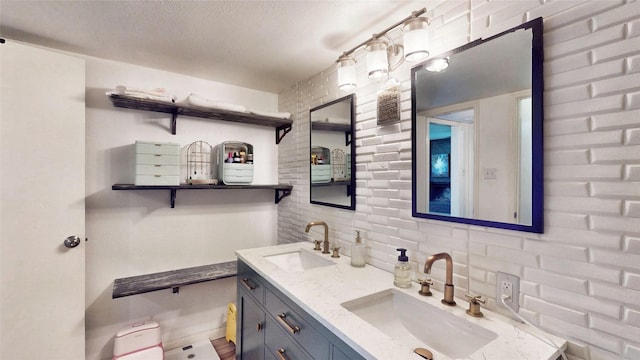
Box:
341;289;498;358
264;249;334;272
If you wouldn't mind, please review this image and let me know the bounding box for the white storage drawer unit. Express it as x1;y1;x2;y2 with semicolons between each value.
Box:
311;146;331;183
311;164;331;183
217;141;254;185
221;163;254;184
135;141;181;186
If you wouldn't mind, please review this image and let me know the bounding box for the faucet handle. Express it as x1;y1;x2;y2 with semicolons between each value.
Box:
465;294;485;304
465;294;485;317
331;246;341;258
313;240;322;251
418;278;433;296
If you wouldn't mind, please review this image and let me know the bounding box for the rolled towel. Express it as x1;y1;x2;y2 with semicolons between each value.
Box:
106;90;175;102
106;85;176;103
324;116;349;124
179;94;247;113
114;85;177;100
248;108;291;119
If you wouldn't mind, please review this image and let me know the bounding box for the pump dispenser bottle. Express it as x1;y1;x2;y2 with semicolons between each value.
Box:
394;248;412;288
350;230;365;267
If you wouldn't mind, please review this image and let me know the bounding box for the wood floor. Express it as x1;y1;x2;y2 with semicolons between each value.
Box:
211;337;235;360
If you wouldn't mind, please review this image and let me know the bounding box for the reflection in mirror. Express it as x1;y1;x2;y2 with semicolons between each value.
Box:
412;18;543;233
310;94;356;210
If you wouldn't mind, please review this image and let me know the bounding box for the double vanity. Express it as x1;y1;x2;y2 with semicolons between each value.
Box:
233;16;557;360
236;242;567;360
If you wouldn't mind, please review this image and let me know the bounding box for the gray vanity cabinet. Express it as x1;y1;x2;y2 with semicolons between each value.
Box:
236;260;365;360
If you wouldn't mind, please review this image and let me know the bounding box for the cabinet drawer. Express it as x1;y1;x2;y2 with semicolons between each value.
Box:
265;315;312;360
135;174;180;186
311;165;331;183
265;289;330;359
221;163;254;184
136;164;180;176
238;262;265;304
136;154;180;166
223;167;253;176
135;141;180;155
222;174;254;184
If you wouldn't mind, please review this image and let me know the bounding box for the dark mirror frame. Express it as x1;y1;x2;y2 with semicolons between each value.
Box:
411;17;544;233
310;94;356;210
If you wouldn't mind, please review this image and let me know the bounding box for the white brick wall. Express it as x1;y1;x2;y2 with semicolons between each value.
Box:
278;1;640;359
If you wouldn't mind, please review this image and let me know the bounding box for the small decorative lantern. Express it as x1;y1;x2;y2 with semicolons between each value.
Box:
186;140;217;184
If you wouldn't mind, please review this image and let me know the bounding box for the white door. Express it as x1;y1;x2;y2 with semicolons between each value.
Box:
1;40;85;359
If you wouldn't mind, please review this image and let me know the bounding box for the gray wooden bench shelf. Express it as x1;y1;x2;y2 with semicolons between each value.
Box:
112;260;237;298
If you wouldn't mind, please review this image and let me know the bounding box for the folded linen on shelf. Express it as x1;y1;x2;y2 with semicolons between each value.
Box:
324;116;349;124
179;93;247;113
248;108;291;119
106;85;177;102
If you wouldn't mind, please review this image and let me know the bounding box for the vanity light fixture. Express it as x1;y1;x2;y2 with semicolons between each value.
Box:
336;7;429;90
403;17;430;61
337;54;357;91
425;57;449;72
366;39;390;79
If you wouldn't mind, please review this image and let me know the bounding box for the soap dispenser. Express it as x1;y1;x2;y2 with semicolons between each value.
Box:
350;230;366;267
394;248;412;288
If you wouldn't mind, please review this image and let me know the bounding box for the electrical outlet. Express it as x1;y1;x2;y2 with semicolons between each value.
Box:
501;280;513;299
496;271;520;313
483;168;497;179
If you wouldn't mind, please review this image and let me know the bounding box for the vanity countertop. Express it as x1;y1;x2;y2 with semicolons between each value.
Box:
237;242;567;360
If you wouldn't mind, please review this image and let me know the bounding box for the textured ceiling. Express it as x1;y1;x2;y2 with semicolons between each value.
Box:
1;0;429;93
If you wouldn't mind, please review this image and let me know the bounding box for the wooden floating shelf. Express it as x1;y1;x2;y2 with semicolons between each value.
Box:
108;94;293;143
311;181;351;187
112;184;293;208
311;122;350;132
312;121;352;146
311;181;353;197
112;260;237;298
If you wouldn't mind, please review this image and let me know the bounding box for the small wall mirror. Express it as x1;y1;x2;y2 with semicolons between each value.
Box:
412;18;543;233
310;94;356;210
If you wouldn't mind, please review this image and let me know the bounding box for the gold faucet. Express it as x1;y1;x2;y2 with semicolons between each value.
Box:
305;221;330;254
424;252;456;306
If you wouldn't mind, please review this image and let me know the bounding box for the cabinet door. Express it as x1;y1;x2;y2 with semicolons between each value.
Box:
332;346;351;360
332;345;364;360
237;289;265;360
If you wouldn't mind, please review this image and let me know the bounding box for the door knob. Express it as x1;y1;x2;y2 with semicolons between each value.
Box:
63;235;81;248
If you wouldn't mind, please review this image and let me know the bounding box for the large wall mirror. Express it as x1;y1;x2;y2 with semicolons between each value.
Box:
310;94;356;210
412;18;543;233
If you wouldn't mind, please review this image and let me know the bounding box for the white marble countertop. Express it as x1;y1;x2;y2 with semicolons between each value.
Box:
237;242;567;360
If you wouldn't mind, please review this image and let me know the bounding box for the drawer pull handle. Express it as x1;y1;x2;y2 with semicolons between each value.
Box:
241;278;257;291
154;175;161;177
256;321;263;332
277;313;300;334
276;348;289;360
